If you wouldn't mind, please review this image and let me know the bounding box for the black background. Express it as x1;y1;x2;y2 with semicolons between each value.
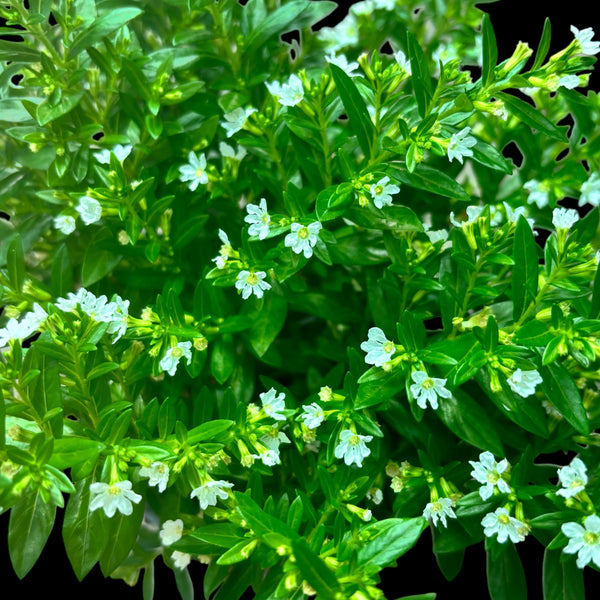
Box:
1;0;600;598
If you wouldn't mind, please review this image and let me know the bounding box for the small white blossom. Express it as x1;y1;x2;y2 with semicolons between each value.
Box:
284;221;322;259
260;388;286;421
55;289;86;312
255;448;281;466
524;179;550;209
571;25;600;56
370;176;400;209
409;370;452;410
562;515;600;569
317;14;358;51
273;74;304;106
557;457;588;499
558;75;581;89
244;198;271;240
507;369;543;398
235;270;271;300
54;215;76;235
76;196;102;225
19;303;48;337
79;292;117;323
425;229;449;244
447;127;476;164
178;151;208;191
334;429;373;467
139;461;169;493
89;480;142;518
212;229;233;269
160;519;184;546
449;205;484;228
106;295;129;342
0;318;25;346
260;430;290;452
579;173;600;207
469;451;512;500
159;341;192;376
423;498;457;528
326;52;359;77
299;403;325;429
366;487;383;505
553;207;580;230
360;327;395;367
221;106;256;137
191;480;234;510
482;507;526;544
394;50;411;74
171;551;192;570
93;144;132;164
219;142;247;162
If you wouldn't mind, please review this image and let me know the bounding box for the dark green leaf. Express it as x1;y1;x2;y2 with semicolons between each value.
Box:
531;18;552;71
330;63;375;160
481;14;498;88
187;419;234;444
82;232;122;287
542;548;585;600
387;164;470;201
292;538;339;599
210;334;235;384
51;244;73;298
31;354;63;438
7;233;25;292
188;524;246;548
246;294;287;357
355;367;406;410
512;215;538;321
315;182;355;222
407;33;433;117
36;93;83;126
513;319;552;346
470;140;513;174
50;438;105;469
486;542;527;600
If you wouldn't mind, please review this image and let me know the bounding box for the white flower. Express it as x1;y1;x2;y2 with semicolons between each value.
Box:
334;429;373;467
557;457;588;499
558;75;581;89
579;173;600;207
449;205;483;228
469;451;512;500
106;295;129;342
76;196;102;225
55;289;85;312
507;369;543;398
190;480;234;510
178;151;208;191
366;487;383;505
54;215;76;235
235;270;271;299
571;25;600;56
79;291;117;323
260;388;286;421
221;106;256;137
255;448;281;466
447;127;477;164
369;176;400;209
482;507;526;544
553;207;580;230
212;229;233;269
219;142;246;162
269;74;304;106
260;430;290;452
160;519;184;546
524;179;550;209
317;14;358;51
0;318;24;346
139;461;169;493
425;229;449;244
562;515;600;569
284;221;322;259
326;52;360;77
394;50;411;74
409;370;452;410
423;498;457;528
360;327;395;367
93;144;132;164
89;480;142;518
299;403;324;429
19;303;48;337
171;551;192;570
159;341;192;376
244;198;271;240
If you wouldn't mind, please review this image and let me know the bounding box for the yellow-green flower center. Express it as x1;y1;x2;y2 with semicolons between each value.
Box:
195;168;205;178
348;434;361;446
246;273;259;285
298;226;310;239
421;377;435;389
374;185;383;195
383;341;395;354
498;513;510;525
584;531;599;545
488;471;500;484
171;347;184;359
108;485;122;495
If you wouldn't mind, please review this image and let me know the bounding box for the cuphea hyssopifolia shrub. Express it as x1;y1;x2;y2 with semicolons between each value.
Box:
1;0;600;597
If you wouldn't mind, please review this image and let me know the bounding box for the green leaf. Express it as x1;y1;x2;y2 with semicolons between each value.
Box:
31;354;63;438
315;182;355;222
407;33;433;117
188;524;246;548
7;233;25;292
292;538;340;599
355;367;406;410
330;63;375;160
0;40;41;63
481;14;498;88
216;539;256;565
246;293;287;357
187;419;234;444
512;215;538;321
542;548;585;600
470;140;513;174
50;438;105;469
437;389;504;456
51;244;73;298
174;565;194;600
210;334;235;384
387;164;470;201
540;362;590;435
531;18;552;71
36;93;83;126
99;494;145;576
67;8;144;58
87;362;120;380
245;0;336;51
591;264;600;319
8;489;56;578
486;542;527;600
233;492;297;541
81;231;122;287
357;517;428;568
143;562;155;600
497;92;566;141
513;319;552;346
63;478;109;580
